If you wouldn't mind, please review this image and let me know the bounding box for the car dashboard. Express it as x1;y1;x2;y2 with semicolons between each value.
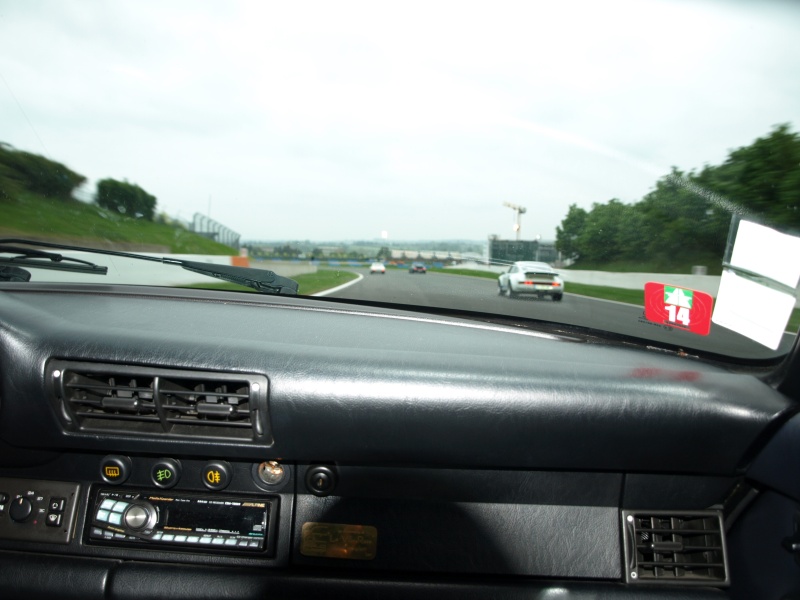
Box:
0;282;799;599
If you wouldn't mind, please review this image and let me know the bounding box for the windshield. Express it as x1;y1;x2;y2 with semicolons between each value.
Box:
2;1;799;361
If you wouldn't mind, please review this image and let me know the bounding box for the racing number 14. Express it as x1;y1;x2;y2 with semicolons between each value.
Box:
644;282;713;337
665;304;690;326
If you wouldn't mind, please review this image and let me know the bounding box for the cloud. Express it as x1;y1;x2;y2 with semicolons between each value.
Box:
1;0;798;241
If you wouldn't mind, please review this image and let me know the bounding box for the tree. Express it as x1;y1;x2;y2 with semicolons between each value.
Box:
575;199;631;263
0;143;86;200
273;244;301;258
554;124;800;270
96;179;157;220
705;124;800;230
376;246;391;260
555;204;588;260
637;168;728;261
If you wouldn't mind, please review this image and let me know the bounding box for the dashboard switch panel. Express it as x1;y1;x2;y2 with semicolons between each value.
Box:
0;477;80;544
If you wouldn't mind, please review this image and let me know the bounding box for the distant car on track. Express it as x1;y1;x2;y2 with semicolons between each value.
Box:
370;262;386;274
409;262;427;274
497;261;563;301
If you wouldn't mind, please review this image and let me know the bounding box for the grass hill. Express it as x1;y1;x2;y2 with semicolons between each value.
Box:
1;191;234;255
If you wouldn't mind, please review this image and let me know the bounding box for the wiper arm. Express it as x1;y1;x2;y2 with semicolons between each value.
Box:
0;239;298;296
165;259;298;295
0;244;108;275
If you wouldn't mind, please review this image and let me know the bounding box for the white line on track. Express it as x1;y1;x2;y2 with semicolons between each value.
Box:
312;272;364;297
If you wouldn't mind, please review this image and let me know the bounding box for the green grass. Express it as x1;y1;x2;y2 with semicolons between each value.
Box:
295;269;359;295
1;192;234;254
567;255;723;275
789;309;800;332
183;269;359;296
565;282;646;305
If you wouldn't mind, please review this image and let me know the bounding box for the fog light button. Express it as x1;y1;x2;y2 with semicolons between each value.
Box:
202;461;231;491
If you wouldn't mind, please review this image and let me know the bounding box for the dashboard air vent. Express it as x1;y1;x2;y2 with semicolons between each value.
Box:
622;510;729;586
48;361;270;442
160;377;253;435
61;371;159;433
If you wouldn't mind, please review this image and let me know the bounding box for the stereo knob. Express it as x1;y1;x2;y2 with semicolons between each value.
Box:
123;503;155;531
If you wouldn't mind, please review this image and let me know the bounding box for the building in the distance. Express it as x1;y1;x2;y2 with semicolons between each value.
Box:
488;237;558;265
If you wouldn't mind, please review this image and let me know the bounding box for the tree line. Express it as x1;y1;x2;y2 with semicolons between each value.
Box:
555;124;800;269
1;143;158;221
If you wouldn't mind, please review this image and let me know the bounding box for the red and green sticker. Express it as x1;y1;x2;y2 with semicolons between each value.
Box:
644;282;714;336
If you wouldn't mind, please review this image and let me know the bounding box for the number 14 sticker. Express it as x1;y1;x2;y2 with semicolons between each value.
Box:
644;282;714;336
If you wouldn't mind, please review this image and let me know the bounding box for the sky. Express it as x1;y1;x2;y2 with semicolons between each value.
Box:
1;0;799;242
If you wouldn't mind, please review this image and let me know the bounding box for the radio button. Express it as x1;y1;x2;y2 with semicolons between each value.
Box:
174;535;187;543
99;499;116;511
224;538;238;546
212;537;225;545
108;512;122;526
187;536;200;543
96;509;110;522
201;461;232;491
161;534;175;542
199;537;212;544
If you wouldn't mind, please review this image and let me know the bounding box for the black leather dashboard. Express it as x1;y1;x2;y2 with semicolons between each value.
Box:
0;283;797;599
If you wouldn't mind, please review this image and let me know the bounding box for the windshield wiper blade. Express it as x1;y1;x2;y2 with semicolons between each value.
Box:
169;260;298;295
0;239;298;295
0;244;108;275
0;266;33;282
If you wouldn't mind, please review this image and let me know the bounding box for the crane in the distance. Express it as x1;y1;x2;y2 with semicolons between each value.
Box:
502;202;527;241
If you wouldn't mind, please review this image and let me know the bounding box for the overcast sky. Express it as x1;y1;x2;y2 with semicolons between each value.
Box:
2;1;799;242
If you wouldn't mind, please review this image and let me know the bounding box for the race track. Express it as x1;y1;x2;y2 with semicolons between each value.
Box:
325;268;794;360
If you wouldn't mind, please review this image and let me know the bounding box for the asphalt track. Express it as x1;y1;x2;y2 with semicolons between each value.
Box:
326;268;795;360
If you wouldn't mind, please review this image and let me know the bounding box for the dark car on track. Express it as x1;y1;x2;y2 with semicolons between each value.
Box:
409;262;427;274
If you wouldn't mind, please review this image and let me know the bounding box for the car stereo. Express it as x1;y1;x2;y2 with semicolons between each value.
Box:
87;487;277;553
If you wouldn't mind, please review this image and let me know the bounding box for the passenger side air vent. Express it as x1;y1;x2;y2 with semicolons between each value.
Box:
160;377;253;435
622;510;729;586
48;361;270;442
